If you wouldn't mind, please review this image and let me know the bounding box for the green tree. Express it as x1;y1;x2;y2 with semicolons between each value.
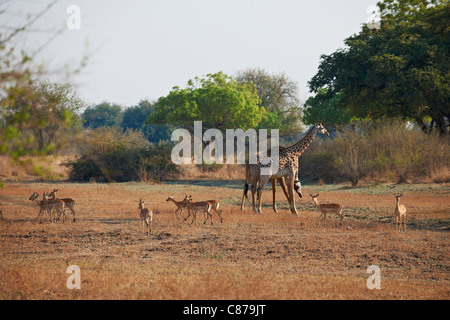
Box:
82;102;123;129
147;72;264;132
302;89;356;132
2;79;84;155
121;99;172;143
0;1;88;186
235;68;302;134
308;0;449;136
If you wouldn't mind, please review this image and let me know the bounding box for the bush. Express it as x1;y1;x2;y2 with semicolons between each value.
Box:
330;131;373;187
299;121;450;185
66;128;179;182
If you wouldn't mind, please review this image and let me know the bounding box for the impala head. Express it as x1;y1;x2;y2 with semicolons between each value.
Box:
29;192;39;201
309;193;320;203
139;199;146;208
315;121;329;136
182;195;193;203
393;193;403;200
166;194;174;202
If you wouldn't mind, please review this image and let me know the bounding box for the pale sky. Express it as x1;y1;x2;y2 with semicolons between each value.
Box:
5;0;380;107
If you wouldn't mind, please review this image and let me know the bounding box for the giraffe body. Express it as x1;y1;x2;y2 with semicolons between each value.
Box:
247;122;329;214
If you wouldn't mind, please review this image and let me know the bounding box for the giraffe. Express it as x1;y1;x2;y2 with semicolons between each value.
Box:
253;121;329;214
240;146;302;214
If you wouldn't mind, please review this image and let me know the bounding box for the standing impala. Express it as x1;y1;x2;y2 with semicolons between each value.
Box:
393;193;407;232
309;194;344;228
138;199;153;235
41;192;65;223
192;196;223;224
166;195;190;221
204;199;223;224
183;196;213;226
29;192;53;222
49;189;76;222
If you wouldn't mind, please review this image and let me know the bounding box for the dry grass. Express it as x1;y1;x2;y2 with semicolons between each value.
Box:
0;181;449;300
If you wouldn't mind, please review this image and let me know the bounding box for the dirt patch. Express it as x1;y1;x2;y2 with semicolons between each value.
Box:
0;182;449;299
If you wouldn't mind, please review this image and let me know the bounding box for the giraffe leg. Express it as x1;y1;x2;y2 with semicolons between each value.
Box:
241;183;248;210
251;182;258;213
286;176;299;215
272;179;278;213
278;177;292;212
257;176;271;214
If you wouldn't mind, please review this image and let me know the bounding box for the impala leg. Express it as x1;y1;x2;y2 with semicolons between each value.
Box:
190;210;197;226
183;209;192;222
36;208;44;222
337;207;344;228
71;205;76;222
316;212;324;227
61;206;66;223
175;208;182;221
215;208;224;224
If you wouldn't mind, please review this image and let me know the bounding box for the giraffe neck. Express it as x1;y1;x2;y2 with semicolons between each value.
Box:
285;126;318;157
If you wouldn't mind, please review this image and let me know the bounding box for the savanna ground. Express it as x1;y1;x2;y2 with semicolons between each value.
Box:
0;179;449;300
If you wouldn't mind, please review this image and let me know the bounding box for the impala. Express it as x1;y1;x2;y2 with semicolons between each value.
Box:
166;194;190;221
42;192;66;223
393;193;407;232
183;196;213;226
48;189;76;222
309;193;344;228
29;192;52;222
138;199;153;235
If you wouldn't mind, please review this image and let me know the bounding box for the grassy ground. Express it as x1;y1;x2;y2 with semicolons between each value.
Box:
0;181;449;299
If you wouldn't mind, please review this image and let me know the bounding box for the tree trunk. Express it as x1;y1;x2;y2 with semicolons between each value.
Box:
435;114;449;137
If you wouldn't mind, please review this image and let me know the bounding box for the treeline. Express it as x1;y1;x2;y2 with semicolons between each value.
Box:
1;0;449;184
66;128;178;183
300;121;449;186
80;100;173;144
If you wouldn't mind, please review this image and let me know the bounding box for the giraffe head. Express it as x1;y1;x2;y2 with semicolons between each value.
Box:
315;121;329;136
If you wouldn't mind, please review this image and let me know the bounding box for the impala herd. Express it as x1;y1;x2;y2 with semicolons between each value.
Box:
20;186;407;235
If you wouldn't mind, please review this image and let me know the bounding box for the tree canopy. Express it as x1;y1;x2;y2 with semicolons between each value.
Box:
82;102;123;129
235;68;302;134
308;0;449;135
2;79;83;155
302;89;355;132
147;72;264;132
121;99;172;143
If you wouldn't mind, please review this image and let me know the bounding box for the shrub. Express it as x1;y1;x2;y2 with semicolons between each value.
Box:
329;131;373;187
66;128;179;182
299;121;450;185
